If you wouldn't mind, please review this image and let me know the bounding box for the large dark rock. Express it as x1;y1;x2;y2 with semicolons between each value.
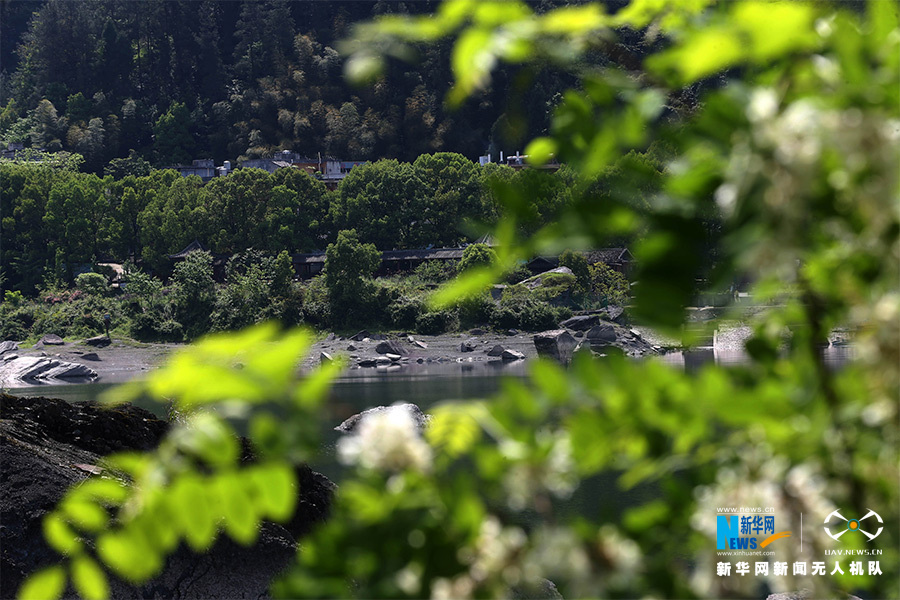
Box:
0;393;334;600
559;315;600;331
533;330;578;363
38;334;65;346
586;324;617;344
375;339;409;357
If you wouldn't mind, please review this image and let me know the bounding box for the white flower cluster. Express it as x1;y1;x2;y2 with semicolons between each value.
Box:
430;516;526;600
502;432;578;510
521;526;591;586
337;404;433;472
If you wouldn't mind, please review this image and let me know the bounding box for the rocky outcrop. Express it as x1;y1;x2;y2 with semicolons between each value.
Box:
533;330;578;363
0;393;334;600
0;356;98;387
0;341;18;354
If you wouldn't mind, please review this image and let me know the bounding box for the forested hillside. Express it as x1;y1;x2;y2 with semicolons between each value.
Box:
0;0;599;172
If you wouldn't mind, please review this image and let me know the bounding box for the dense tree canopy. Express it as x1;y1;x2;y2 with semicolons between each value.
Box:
0;0;581;170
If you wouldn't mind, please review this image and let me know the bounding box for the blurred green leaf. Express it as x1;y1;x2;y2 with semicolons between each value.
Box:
427;405;483;458
249;463;297;522
17;566;65;600
60;499;109;533
71;555;109;600
43;514;82;555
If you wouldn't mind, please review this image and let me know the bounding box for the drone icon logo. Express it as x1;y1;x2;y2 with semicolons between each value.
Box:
823;509;883;542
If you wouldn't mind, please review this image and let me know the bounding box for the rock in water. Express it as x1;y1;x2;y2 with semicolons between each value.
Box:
533;330;578;363
334;403;430;434
375;339;408;356
559;314;600;331
486;344;505;357
85;335;111;347
501;349;526;361
0;357;98;387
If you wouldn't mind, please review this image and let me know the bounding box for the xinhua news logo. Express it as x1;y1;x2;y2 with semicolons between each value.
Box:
717;514;791;551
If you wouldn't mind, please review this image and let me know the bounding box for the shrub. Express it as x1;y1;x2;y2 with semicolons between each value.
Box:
389;295;425;329
589;262;630;306
413;260;457;284
558;250;591;293
457;243;496;273
302;276;331;327
3;290;24;307
503;263;532;284
415;310;458;335
75;272;108;296
456;293;495;328
491;285;566;331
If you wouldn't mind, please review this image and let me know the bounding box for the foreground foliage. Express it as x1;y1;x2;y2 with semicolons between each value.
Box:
19;2;898;600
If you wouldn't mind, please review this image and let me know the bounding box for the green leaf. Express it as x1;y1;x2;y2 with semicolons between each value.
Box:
427;405;483;457
43;513;82;555
60;499;109;532
540;4;606;35
18;566;66;600
70;479;128;505
449;28;494;105
732;1;818;62
96;530;160;583
249;463;297;522
430;267;498;308
214;473;259;546
530;359;570;404
71;556;109;600
525;137;557;167
173;412;239;468
649;26;744;84
169;475;217;552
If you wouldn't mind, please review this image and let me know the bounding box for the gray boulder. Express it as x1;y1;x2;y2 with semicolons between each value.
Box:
39;334;64;346
320;351;333;364
85;335;111;347
533;330;578;363
334;403;430;434
502;349;526;361
486;344;505;357
559;314;600;331
80;353;100;361
586;324;617;344
350;330;371;342
0;341;18;354
459;340;476;353
375;339;408;356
